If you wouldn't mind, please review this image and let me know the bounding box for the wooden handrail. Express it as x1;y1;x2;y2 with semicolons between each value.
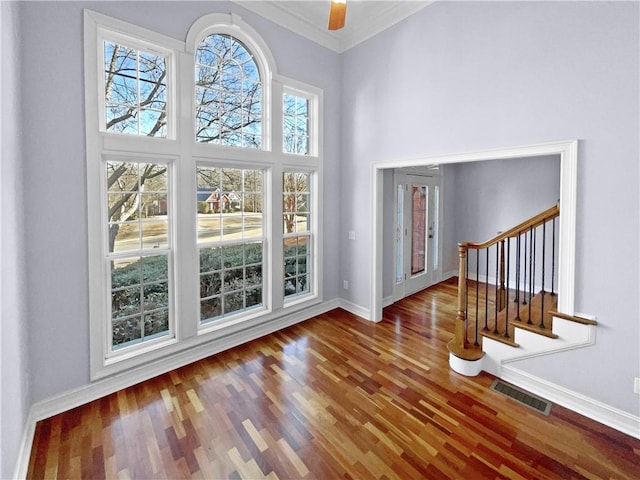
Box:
460;204;559;250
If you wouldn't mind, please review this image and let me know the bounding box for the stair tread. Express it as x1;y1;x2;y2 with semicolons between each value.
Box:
548;310;598;326
511;318;558;338
480;330;519;348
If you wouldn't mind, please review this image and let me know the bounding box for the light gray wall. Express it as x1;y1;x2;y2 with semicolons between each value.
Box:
18;1;341;405
449;156;560;283
1;2;30;478
341;1;639;415
451;155;560;254
442;163;457;275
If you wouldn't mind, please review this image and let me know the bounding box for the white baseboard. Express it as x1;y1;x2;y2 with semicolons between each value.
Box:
382;295;394;308
12;410;37;480
338;298;372;321
14;298;341;479
442;270;457;281
501;366;640;440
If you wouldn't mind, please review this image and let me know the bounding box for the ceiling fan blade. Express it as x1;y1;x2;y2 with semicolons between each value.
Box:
328;0;347;30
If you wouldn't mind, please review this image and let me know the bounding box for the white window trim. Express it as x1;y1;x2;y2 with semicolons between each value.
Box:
187;13;276;152
98;29;177;140
85;10;324;380
283;86;319;157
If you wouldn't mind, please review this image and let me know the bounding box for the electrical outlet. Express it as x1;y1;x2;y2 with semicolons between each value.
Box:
348;230;356;240
343;280;349;290
634;377;640;394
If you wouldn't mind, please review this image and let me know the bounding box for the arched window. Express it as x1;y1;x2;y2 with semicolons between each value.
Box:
86;10;322;380
195;34;262;148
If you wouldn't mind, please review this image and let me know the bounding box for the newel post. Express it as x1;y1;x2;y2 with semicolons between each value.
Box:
453;244;468;350
448;242;485;367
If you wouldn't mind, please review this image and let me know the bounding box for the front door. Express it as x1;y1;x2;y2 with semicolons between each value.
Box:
394;173;442;300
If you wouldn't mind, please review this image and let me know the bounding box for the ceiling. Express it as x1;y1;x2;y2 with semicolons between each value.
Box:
232;1;435;53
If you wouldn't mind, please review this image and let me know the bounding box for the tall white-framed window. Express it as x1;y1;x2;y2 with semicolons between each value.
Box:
85;10;323;380
106;159;174;353
196;165;266;324
283;171;313;300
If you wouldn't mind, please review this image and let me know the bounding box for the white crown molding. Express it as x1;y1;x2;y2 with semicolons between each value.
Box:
232;1;342;51
338;1;435;52
232;1;435;53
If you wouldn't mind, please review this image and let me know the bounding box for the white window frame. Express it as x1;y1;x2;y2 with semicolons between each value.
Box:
195;162;269;334
85;10;323;380
102;155;177;362
283;89;314;156
282;168;318;305
99;30;176;140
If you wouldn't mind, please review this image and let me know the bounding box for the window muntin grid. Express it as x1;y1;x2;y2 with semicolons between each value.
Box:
199;242;263;322
195;34;262;148
283;171;311;298
197;166;265;322
106;161;172;350
104;41;167;137
196;166;263;243
283;93;309;155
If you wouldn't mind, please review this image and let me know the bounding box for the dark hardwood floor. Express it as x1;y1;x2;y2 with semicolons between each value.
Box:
28;278;640;479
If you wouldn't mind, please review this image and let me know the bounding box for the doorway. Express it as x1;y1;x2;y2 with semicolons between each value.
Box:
371;140;578;322
394;170;442;301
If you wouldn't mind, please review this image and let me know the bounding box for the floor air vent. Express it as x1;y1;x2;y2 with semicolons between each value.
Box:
490;380;552;416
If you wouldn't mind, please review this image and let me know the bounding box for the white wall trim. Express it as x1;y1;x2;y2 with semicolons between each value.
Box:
12;410;36;480
382;295;394;308
338;299;372;322
501;366;640;440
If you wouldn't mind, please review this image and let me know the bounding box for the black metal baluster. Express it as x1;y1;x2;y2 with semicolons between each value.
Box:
532;226;536;295
494;243;499;335
465;252;469;343
504;237;510;339
515;234;521;321
540;221;546;329
528;227;533;324
551;216;556;296
484;247;489;332
522;231;528;305
475;249;480;346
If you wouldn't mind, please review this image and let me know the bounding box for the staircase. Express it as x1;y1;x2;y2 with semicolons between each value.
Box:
447;204;597;377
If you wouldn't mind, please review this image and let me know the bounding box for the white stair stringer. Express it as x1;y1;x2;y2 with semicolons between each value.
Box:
478;314;640;440
481;315;596;378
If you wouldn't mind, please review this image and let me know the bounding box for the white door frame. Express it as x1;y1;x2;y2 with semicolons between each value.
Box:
370;140;578;322
393;170;443;301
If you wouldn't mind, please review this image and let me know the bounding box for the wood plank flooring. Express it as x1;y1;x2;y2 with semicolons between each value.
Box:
28;278;640;479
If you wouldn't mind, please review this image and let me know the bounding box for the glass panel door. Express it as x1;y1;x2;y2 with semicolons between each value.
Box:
411;184;428;276
396;184;404;284
394;172;442;301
